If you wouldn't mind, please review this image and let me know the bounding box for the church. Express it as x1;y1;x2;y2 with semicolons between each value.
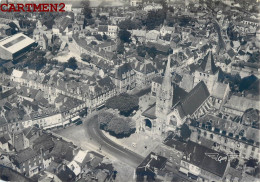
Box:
140;53;219;136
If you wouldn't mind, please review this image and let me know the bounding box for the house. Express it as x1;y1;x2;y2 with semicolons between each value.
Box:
131;29;146;44
211;82;230;110
29;111;64;130
10;148;42;177
0;116;9;134
110;63;136;93
143;3;163;12
33;21;52;50
151;76;163;97
73;14;84;32
190;114;260;160
133;61;157;88
88;76;117;108
47;137;78;163
0;24;11;37
98;25;118;39
97;41;116;52
0;133;11;152
32;132;55;160
45;162;76;182
64;4;72;11
136;152;167;181
223;95;260;116
241;17;259;28
130;0;142;7
160;26;175;37
146;30;160;42
17;86;43;103
67;150;89;179
22;126;41;149
180;141;229;181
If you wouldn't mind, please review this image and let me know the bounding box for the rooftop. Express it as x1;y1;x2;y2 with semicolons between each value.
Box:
183;141;228;178
176;81;210;119
0;33;35;54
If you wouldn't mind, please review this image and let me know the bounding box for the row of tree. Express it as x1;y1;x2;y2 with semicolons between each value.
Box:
98;111;136;138
105;93;139;116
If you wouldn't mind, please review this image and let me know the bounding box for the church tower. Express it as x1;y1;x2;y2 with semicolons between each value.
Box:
155;55;173;134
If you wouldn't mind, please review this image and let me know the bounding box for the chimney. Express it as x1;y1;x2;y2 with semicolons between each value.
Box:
62;164;66;171
72;148;76;156
187;153;191;161
154;167;158;175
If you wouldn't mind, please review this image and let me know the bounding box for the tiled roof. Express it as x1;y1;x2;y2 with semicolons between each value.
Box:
176;81;210;118
0;88;16;100
197;51;218;74
183;141;228;177
136;152;167;176
12;148;39;164
33;133;55;154
98;25;108;32
115;63;133;80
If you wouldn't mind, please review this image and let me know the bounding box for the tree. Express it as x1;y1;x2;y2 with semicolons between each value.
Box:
67;57;78;70
163;33;171;41
117;42;125;55
118;19;142;30
100;15;108;21
137;45;146;57
81;0;92;19
147;46;157;59
180;124;191;140
146;9;166;30
245;158;258;168
118;29;131;43
105;93;139;116
94;34;103;41
107;117;132;135
239;75;258;92
230;158;239;169
98;112;114;130
43;18;55;29
98;111;136;138
103;34;108;40
8;22;19;34
91;41;97;45
81;53;91;63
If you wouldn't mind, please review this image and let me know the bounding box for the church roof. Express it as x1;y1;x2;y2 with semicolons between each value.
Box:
142;103;156;119
197;51;218;74
172;84;188;107
175;81;210;119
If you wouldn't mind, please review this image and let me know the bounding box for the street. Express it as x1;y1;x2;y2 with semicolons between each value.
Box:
84;115;144;168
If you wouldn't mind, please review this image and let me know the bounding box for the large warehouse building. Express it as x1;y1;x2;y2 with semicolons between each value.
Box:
0;33;36;60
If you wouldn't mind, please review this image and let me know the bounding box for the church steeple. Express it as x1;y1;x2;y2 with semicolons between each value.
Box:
156;54;173;119
200;51;218;74
162;54;172;95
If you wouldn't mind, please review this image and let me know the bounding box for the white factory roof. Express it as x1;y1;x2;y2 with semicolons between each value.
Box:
0;33;35;54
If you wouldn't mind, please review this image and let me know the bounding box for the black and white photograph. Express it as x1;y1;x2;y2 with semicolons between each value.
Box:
0;0;259;181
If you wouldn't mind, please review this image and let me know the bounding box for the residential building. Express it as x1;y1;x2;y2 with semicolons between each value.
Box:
110;63;136;92
98;25;118;39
